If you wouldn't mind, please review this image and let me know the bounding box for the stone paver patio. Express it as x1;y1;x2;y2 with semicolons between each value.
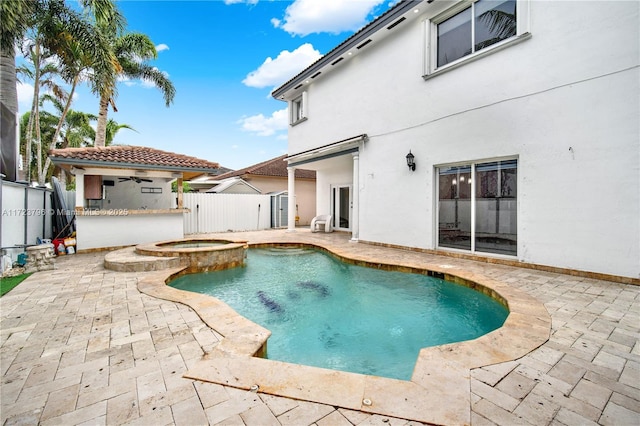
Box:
1;229;638;425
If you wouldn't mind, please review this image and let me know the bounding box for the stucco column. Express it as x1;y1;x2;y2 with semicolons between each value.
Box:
350;151;359;242
177;176;183;209
287;166;296;232
74;168;85;210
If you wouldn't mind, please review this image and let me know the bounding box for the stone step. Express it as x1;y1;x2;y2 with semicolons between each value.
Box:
104;246;182;272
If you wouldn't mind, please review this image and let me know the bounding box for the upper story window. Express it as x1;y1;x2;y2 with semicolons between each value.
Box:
438;0;516;67
290;92;308;125
425;0;529;76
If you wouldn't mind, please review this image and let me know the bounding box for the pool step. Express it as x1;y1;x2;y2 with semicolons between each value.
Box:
104;246;182;272
264;248;310;255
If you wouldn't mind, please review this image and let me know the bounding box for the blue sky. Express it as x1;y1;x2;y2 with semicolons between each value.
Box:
17;0;396;170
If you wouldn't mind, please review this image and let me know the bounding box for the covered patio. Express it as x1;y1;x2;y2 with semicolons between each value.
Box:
49;146;223;251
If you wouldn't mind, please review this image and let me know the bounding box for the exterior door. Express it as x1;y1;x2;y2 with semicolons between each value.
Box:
271;194;288;228
331;185;351;231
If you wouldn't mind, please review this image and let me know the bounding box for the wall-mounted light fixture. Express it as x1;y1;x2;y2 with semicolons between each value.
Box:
406;150;416;171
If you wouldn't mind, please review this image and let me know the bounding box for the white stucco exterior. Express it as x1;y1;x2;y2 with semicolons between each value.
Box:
75;212;184;251
279;1;639;279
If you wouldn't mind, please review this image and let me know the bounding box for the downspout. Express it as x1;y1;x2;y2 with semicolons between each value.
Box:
23;185;28;245
42;189;46;239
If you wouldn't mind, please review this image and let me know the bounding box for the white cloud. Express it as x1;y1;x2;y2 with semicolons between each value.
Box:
155;43;169;52
238;108;288;136
17;82;34;110
273;0;386;36
243;43;321;89
118;75;135;87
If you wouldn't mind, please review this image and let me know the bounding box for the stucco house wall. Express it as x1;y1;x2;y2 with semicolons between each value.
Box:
284;1;639;279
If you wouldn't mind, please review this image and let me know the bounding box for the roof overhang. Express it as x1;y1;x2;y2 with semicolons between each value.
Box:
286;134;367;167
206;177;261;194
272;0;427;101
51;157;217;181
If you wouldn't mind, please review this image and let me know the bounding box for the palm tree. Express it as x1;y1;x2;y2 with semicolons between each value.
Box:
61;110;97;148
50;106;96;185
75;0;172;148
93;32;175;147
19;109;58;183
42;93;135;148
40;95;97;149
0;1;34;103
39;95;96;181
18;41;66;183
1;0;35;181
104;118;136;146
2;0;118;184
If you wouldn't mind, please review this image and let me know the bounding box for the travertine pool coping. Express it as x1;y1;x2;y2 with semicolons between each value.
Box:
136;239;551;425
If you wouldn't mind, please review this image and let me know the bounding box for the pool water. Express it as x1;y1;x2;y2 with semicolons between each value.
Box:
170;248;508;380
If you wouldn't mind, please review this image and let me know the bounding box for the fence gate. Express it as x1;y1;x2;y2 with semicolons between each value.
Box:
180;193;272;234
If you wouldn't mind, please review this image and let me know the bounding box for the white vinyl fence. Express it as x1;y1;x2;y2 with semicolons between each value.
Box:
178;193;272;234
1;180;53;269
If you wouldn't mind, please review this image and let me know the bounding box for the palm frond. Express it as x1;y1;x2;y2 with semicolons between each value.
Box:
79;0;126;37
114;33;157;60
125;62;176;106
0;0;35;54
478;10;516;41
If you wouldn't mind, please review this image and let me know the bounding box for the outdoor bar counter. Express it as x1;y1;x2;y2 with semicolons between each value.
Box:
74;208;190;251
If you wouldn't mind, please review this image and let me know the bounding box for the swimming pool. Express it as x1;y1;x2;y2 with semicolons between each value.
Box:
170;247;508;380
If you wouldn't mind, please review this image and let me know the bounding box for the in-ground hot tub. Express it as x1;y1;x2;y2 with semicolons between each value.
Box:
135;238;247;273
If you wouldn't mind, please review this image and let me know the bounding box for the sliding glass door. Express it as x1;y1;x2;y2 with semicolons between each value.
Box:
438;159;517;256
438;165;472;250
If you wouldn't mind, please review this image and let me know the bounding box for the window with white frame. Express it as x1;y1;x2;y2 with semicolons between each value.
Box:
437;158;517;256
426;0;527;74
290;92;307;125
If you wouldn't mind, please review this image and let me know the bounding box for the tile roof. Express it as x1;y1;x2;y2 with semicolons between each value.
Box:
49;145;221;172
215;155;316;180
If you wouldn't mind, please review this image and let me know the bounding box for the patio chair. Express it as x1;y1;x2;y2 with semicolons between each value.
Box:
310;215;333;233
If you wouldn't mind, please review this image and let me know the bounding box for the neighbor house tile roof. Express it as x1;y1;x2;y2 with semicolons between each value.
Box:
49;145;221;172
215;155;316;180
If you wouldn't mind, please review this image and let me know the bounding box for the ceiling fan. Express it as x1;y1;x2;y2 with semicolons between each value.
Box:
119;176;153;183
